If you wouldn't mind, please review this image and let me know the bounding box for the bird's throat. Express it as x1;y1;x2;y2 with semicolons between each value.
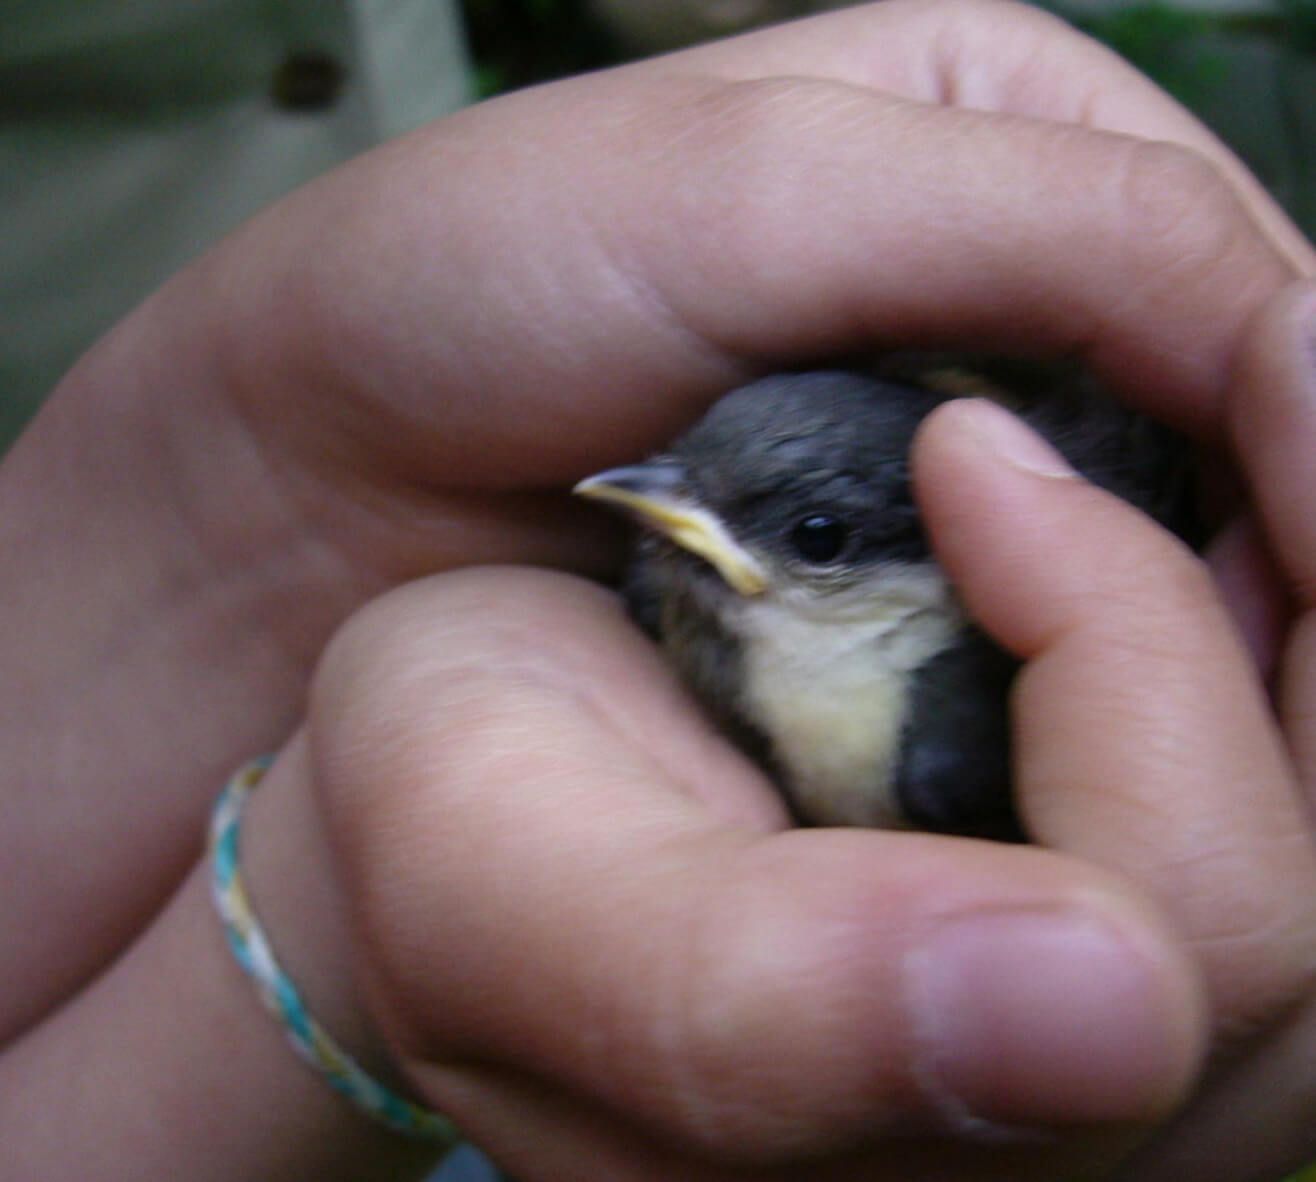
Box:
718;567;963;827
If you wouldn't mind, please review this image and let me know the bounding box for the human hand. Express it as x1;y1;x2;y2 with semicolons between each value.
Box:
5;0;1315;1175
1092;279;1316;1182
908;285;1316;1180
302;308;1316;1176
286;7;1316;1164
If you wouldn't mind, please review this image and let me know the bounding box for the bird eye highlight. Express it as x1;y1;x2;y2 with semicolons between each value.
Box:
789;514;850;564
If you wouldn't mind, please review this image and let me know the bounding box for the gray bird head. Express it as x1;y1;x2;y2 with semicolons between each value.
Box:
576;371;975;831
575;371;942;609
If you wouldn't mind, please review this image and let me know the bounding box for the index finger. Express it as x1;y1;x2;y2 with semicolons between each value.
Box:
218;21;1300;496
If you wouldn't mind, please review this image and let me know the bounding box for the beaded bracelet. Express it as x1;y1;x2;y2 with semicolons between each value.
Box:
209;756;458;1144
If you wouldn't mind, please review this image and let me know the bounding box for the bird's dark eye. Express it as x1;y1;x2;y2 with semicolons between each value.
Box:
789;513;850;564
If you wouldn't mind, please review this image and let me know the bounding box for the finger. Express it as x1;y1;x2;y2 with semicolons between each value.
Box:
403;1058;1149;1182
1227;279;1316;807
215;47;1296;509
310;567;1204;1171
1113;987;1316;1181
914;398;1316;1039
652;0;1315;276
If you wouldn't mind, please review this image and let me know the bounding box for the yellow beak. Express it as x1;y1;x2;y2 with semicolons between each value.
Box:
574;463;769;597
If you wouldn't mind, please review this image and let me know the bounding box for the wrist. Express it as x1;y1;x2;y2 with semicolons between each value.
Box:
0;276;376;1041
0;751;443;1181
238;736;414;1092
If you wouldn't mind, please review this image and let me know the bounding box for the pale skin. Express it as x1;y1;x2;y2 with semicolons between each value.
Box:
2;1;1316;1178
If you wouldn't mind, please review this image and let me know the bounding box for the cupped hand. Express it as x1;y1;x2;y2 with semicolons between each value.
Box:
305;565;1201;1181
1094;279;1316;1182
300;278;1316;1178
284;9;1316;1172
302;313;1316;1177
128;0;1308;595
10;1;1316;1173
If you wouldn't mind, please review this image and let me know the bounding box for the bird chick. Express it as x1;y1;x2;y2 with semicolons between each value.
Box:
576;362;1192;838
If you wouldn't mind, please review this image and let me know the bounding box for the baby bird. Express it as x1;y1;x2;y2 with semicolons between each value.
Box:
576;360;1192;838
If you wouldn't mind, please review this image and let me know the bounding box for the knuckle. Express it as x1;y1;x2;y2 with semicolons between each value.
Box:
645;75;876;253
635;882;899;1161
1138;531;1219;615
310;576;460;731
1102;532;1220;653
314;568;614;711
614;73;892;344
681;73;868;146
309;571;617;810
1114;139;1258;297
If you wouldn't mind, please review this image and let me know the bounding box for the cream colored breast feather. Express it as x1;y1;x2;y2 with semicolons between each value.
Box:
723;564;964;827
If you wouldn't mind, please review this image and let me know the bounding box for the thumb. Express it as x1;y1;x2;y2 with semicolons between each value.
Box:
309;568;1204;1177
913;397;1316;1045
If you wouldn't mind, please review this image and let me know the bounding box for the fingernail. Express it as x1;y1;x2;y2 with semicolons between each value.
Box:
906;906;1195;1136
955;398;1077;480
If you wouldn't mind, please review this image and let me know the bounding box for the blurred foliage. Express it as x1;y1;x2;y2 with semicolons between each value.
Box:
1283;0;1316;51
1061;2;1230;105
1048;0;1316;107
